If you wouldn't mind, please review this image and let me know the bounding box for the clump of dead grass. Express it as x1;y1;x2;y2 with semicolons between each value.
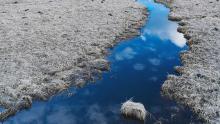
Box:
121;99;148;121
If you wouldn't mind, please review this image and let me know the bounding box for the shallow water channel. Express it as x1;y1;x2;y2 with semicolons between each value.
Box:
5;0;197;124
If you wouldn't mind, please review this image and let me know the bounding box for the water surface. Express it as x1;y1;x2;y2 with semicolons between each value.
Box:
5;0;196;124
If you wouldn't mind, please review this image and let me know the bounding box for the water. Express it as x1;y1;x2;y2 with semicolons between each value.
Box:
5;0;197;124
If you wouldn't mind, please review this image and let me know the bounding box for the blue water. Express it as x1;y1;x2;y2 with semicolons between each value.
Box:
4;0;198;124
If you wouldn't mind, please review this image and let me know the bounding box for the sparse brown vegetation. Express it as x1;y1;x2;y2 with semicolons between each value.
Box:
156;0;220;123
0;0;147;120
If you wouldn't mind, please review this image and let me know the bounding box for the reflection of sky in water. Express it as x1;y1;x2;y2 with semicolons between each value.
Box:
139;0;186;48
148;58;161;66
4;1;199;124
133;63;145;71
115;47;137;61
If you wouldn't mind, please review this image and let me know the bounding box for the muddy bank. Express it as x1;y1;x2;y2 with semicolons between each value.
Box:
0;0;147;120
156;0;220;123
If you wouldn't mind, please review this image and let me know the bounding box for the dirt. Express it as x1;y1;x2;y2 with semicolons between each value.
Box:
156;0;220;123
0;0;147;120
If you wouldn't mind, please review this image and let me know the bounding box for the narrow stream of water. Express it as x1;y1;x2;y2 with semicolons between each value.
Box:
5;0;196;124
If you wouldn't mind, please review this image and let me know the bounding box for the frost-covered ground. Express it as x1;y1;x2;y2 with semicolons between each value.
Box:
156;0;220;123
0;0;146;120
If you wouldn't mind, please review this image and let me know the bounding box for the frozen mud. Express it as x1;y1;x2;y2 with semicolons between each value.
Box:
156;0;220;123
0;0;147;120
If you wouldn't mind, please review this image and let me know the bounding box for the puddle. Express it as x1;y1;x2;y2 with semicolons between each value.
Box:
4;0;199;124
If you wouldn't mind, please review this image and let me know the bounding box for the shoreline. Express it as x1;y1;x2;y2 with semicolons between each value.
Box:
156;0;220;123
0;0;147;120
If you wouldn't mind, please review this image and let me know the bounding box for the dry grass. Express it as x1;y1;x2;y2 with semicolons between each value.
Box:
121;99;148;121
0;0;147;120
156;0;220;123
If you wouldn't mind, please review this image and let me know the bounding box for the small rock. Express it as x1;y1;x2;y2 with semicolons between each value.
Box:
214;27;219;31
13;1;18;4
37;11;43;14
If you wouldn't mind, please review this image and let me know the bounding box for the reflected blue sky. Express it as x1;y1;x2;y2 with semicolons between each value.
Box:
4;1;198;124
138;0;186;48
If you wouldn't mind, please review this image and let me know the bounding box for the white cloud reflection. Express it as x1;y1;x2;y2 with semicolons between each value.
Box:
144;25;186;48
86;104;108;124
115;47;136;61
148;58;160;66
138;0;186;48
140;35;147;41
5;104;47;124
149;76;158;82
46;107;77;124
133;63;145;71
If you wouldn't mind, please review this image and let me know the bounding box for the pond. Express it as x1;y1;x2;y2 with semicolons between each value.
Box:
4;0;197;124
